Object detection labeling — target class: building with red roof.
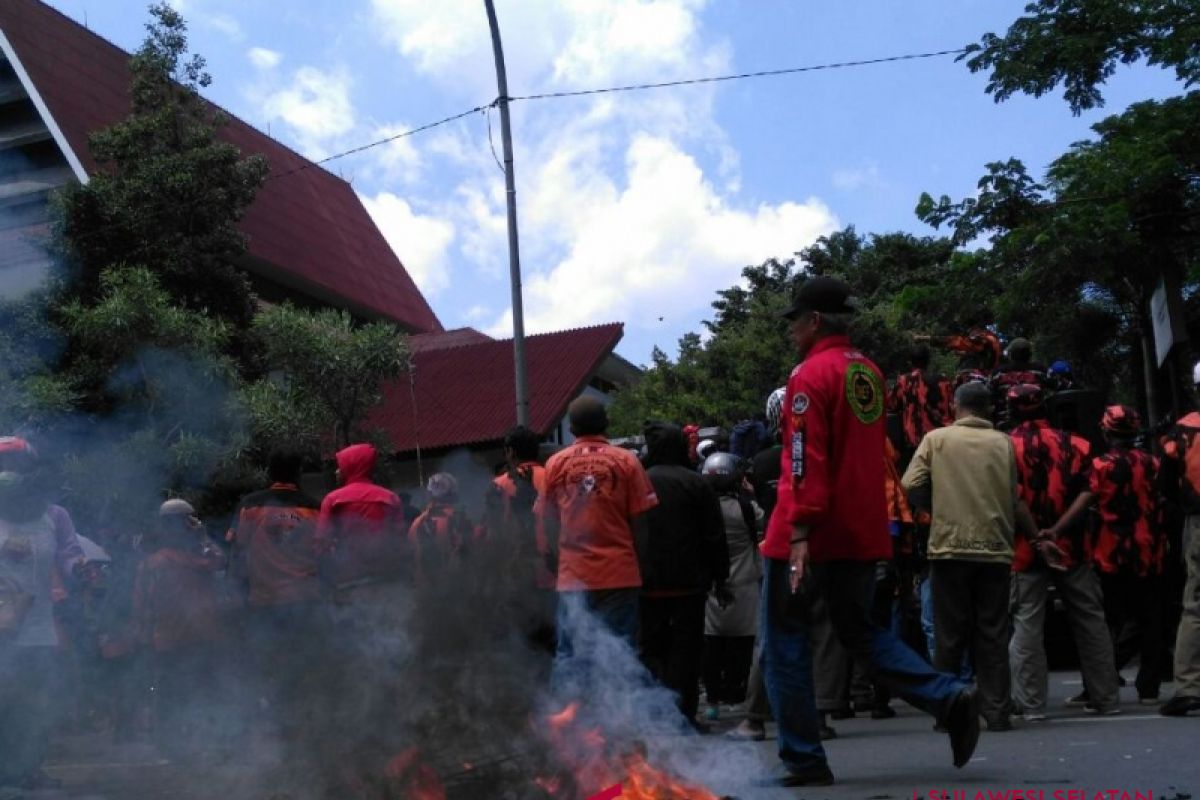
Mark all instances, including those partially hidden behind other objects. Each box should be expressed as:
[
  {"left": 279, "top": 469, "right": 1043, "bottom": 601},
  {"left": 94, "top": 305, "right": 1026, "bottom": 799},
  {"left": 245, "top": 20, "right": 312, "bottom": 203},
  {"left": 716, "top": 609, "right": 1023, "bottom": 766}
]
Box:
[{"left": 0, "top": 0, "right": 639, "bottom": 483}]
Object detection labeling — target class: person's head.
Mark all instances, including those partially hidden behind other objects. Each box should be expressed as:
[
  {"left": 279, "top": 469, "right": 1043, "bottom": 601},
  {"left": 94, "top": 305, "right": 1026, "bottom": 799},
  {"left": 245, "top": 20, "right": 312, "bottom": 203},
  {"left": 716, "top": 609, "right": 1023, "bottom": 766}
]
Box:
[
  {"left": 1100, "top": 405, "right": 1140, "bottom": 445},
  {"left": 267, "top": 448, "right": 303, "bottom": 485},
  {"left": 1006, "top": 338, "right": 1033, "bottom": 366},
  {"left": 0, "top": 436, "right": 50, "bottom": 523},
  {"left": 642, "top": 421, "right": 690, "bottom": 468},
  {"left": 158, "top": 498, "right": 202, "bottom": 539},
  {"left": 764, "top": 387, "right": 786, "bottom": 438},
  {"left": 782, "top": 277, "right": 857, "bottom": 358},
  {"left": 701, "top": 451, "right": 744, "bottom": 494},
  {"left": 1006, "top": 384, "right": 1047, "bottom": 423},
  {"left": 910, "top": 344, "right": 932, "bottom": 370},
  {"left": 953, "top": 381, "right": 992, "bottom": 421},
  {"left": 426, "top": 472, "right": 458, "bottom": 504},
  {"left": 568, "top": 396, "right": 608, "bottom": 437},
  {"left": 503, "top": 425, "right": 542, "bottom": 466},
  {"left": 334, "top": 443, "right": 377, "bottom": 486}
]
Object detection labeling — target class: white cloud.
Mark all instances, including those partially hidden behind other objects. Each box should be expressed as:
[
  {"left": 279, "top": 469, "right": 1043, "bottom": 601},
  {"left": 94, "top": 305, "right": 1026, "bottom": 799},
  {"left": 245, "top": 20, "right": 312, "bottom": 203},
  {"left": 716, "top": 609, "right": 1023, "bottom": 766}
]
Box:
[
  {"left": 369, "top": 123, "right": 424, "bottom": 185},
  {"left": 832, "top": 163, "right": 884, "bottom": 191},
  {"left": 363, "top": 192, "right": 456, "bottom": 297},
  {"left": 247, "top": 47, "right": 282, "bottom": 70},
  {"left": 262, "top": 66, "right": 355, "bottom": 157},
  {"left": 463, "top": 304, "right": 490, "bottom": 322},
  {"left": 204, "top": 12, "right": 243, "bottom": 41},
  {"left": 485, "top": 136, "right": 838, "bottom": 336}
]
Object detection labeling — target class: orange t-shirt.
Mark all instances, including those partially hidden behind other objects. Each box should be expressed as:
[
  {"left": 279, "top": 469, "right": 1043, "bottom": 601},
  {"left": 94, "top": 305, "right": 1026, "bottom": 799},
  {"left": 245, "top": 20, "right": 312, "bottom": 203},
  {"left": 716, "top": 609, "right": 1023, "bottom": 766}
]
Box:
[{"left": 540, "top": 436, "right": 658, "bottom": 591}]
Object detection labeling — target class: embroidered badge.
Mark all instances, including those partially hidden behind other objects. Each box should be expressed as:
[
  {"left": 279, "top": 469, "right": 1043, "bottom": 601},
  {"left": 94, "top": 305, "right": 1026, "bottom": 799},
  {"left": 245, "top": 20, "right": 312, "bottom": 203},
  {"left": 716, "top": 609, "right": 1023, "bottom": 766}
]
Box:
[
  {"left": 792, "top": 392, "right": 810, "bottom": 415},
  {"left": 845, "top": 362, "right": 883, "bottom": 424},
  {"left": 791, "top": 431, "right": 805, "bottom": 478}
]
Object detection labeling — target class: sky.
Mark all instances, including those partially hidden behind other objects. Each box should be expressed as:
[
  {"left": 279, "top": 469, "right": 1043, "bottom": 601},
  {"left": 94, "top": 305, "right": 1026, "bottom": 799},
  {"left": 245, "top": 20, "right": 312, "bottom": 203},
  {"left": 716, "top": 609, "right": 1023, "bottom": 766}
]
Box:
[{"left": 41, "top": 0, "right": 1185, "bottom": 365}]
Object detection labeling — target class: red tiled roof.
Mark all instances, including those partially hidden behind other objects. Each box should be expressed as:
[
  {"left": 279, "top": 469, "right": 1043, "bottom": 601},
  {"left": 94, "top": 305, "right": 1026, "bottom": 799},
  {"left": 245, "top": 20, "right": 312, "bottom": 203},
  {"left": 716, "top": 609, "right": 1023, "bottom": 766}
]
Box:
[
  {"left": 372, "top": 323, "right": 623, "bottom": 453},
  {"left": 407, "top": 327, "right": 492, "bottom": 354},
  {"left": 0, "top": 0, "right": 442, "bottom": 333}
]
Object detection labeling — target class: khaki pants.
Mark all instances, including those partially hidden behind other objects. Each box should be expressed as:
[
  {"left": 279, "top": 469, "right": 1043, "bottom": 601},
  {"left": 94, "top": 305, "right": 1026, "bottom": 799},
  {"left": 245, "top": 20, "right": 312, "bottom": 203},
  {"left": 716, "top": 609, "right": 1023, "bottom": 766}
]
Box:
[
  {"left": 1172, "top": 515, "right": 1200, "bottom": 698},
  {"left": 1009, "top": 564, "right": 1118, "bottom": 713}
]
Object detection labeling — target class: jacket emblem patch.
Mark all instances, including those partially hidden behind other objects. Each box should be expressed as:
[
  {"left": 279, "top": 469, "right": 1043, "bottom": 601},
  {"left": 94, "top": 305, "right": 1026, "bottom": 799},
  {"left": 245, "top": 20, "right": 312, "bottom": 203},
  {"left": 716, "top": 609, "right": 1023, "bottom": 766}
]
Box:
[{"left": 845, "top": 363, "right": 883, "bottom": 424}]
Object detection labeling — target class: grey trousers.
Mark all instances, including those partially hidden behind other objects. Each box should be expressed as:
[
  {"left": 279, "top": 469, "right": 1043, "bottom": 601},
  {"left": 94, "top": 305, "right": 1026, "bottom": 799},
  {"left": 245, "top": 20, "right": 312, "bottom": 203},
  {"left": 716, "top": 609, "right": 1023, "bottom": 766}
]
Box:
[
  {"left": 1009, "top": 564, "right": 1118, "bottom": 713},
  {"left": 1172, "top": 515, "right": 1200, "bottom": 698}
]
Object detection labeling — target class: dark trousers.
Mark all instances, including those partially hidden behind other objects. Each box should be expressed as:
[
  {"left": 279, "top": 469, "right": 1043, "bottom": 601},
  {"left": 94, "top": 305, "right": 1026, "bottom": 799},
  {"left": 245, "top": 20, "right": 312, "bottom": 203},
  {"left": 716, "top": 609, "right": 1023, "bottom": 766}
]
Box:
[
  {"left": 930, "top": 559, "right": 1012, "bottom": 722},
  {"left": 762, "top": 559, "right": 964, "bottom": 772},
  {"left": 1101, "top": 573, "right": 1166, "bottom": 699},
  {"left": 703, "top": 635, "right": 755, "bottom": 705},
  {"left": 0, "top": 646, "right": 64, "bottom": 782},
  {"left": 639, "top": 594, "right": 707, "bottom": 720}
]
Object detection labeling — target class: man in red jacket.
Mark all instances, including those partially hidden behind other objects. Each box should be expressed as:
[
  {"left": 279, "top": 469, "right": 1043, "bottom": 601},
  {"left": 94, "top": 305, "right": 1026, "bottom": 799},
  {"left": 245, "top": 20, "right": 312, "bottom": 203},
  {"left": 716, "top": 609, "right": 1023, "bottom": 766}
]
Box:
[{"left": 758, "top": 277, "right": 979, "bottom": 788}]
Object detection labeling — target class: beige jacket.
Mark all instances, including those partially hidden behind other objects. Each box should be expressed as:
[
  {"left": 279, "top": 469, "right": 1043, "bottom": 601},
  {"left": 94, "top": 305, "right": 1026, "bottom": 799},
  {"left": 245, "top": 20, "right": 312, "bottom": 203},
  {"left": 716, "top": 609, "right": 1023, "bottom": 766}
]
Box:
[{"left": 901, "top": 416, "right": 1018, "bottom": 564}]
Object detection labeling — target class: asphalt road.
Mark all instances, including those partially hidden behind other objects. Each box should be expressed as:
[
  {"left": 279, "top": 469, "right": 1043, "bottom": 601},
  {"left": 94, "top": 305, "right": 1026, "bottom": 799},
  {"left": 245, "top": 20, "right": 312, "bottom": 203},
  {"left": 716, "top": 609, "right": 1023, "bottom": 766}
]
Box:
[{"left": 25, "top": 671, "right": 1200, "bottom": 800}]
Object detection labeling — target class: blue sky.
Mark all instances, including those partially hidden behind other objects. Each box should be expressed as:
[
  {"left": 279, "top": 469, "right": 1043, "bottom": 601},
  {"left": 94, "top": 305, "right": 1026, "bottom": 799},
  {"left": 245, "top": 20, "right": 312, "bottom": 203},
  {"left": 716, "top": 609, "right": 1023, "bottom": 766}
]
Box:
[{"left": 43, "top": 0, "right": 1184, "bottom": 364}]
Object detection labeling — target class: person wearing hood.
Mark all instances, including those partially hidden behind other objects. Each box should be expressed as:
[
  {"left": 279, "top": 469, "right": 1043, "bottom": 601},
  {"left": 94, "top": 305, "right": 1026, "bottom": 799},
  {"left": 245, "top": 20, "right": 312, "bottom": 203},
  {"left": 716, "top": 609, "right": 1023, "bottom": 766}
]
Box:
[
  {"left": 315, "top": 443, "right": 404, "bottom": 590},
  {"left": 0, "top": 436, "right": 86, "bottom": 792},
  {"left": 638, "top": 421, "right": 729, "bottom": 732}
]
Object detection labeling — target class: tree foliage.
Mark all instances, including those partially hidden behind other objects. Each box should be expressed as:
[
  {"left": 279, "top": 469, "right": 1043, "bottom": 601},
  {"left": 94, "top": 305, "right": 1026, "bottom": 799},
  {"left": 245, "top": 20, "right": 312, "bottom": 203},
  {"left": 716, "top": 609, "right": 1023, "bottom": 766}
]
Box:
[
  {"left": 248, "top": 306, "right": 409, "bottom": 450},
  {"left": 962, "top": 0, "right": 1200, "bottom": 114}
]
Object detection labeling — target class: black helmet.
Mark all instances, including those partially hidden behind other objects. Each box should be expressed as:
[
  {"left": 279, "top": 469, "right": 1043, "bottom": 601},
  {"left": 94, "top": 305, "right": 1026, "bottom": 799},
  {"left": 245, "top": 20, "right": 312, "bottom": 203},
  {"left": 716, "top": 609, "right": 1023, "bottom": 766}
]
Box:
[{"left": 701, "top": 452, "right": 744, "bottom": 493}]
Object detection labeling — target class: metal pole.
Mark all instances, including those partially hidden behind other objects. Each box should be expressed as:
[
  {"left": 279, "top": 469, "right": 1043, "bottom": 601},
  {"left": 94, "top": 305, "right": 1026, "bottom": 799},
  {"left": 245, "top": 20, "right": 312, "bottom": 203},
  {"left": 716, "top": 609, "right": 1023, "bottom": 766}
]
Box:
[{"left": 484, "top": 0, "right": 530, "bottom": 426}]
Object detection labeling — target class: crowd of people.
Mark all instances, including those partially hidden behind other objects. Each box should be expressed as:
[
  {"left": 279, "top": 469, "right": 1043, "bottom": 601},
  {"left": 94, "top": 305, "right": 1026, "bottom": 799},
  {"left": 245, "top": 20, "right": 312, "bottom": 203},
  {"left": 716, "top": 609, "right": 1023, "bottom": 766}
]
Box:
[{"left": 2, "top": 275, "right": 1200, "bottom": 795}]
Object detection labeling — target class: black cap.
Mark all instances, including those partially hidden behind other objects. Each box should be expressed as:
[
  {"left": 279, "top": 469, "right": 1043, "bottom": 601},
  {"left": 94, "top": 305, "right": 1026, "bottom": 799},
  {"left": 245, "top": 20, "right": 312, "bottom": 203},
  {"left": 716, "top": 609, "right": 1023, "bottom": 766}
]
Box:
[{"left": 782, "top": 276, "right": 858, "bottom": 320}]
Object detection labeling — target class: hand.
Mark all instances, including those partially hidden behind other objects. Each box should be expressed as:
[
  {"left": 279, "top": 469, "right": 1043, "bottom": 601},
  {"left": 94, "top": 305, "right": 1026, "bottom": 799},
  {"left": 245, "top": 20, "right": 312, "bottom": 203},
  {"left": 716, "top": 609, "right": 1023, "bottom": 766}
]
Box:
[
  {"left": 712, "top": 582, "right": 735, "bottom": 609},
  {"left": 788, "top": 540, "right": 809, "bottom": 594},
  {"left": 1036, "top": 538, "right": 1068, "bottom": 572}
]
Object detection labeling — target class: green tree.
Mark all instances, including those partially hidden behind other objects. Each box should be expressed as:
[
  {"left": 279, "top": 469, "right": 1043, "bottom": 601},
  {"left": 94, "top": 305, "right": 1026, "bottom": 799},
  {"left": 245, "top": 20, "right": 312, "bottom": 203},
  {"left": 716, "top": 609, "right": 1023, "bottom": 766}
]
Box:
[
  {"left": 248, "top": 306, "right": 409, "bottom": 450},
  {"left": 53, "top": 2, "right": 268, "bottom": 328},
  {"left": 962, "top": 0, "right": 1200, "bottom": 114}
]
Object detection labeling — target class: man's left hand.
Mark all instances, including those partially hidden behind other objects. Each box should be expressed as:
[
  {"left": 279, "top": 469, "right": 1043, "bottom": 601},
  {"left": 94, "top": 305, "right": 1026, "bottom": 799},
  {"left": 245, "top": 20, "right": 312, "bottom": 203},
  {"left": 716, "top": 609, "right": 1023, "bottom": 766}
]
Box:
[{"left": 788, "top": 541, "right": 809, "bottom": 594}]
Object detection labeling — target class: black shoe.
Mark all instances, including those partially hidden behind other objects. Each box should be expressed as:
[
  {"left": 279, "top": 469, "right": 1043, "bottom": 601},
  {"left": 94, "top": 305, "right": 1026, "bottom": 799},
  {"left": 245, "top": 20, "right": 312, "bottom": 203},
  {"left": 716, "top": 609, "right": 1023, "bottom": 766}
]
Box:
[
  {"left": 985, "top": 717, "right": 1013, "bottom": 732},
  {"left": 687, "top": 718, "right": 713, "bottom": 735},
  {"left": 872, "top": 705, "right": 897, "bottom": 720},
  {"left": 820, "top": 722, "right": 837, "bottom": 740},
  {"left": 944, "top": 686, "right": 982, "bottom": 768},
  {"left": 1065, "top": 690, "right": 1090, "bottom": 708},
  {"left": 755, "top": 764, "right": 835, "bottom": 788},
  {"left": 828, "top": 707, "right": 855, "bottom": 720},
  {"left": 1160, "top": 695, "right": 1200, "bottom": 717}
]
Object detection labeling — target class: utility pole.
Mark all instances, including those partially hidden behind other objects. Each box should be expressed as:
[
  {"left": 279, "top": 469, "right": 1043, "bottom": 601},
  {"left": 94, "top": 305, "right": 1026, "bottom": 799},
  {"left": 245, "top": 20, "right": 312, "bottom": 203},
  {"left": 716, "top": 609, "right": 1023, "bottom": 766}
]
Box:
[{"left": 484, "top": 0, "right": 530, "bottom": 426}]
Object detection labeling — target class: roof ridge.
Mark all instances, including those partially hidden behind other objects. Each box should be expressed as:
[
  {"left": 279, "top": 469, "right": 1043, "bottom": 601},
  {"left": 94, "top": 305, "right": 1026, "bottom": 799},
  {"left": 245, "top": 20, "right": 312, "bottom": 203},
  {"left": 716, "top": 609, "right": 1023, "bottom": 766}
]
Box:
[{"left": 23, "top": 0, "right": 349, "bottom": 186}]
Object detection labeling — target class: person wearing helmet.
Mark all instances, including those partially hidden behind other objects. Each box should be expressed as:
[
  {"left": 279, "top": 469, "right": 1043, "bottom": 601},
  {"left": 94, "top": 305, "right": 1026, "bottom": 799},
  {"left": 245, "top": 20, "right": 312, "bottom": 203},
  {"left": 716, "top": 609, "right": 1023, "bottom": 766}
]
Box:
[
  {"left": 1159, "top": 364, "right": 1200, "bottom": 716},
  {"left": 408, "top": 472, "right": 475, "bottom": 586},
  {"left": 638, "top": 422, "right": 729, "bottom": 733},
  {"left": 1044, "top": 405, "right": 1166, "bottom": 710},
  {"left": 700, "top": 452, "right": 761, "bottom": 724},
  {"left": 1048, "top": 360, "right": 1076, "bottom": 391},
  {"left": 1005, "top": 386, "right": 1119, "bottom": 722},
  {"left": 0, "top": 437, "right": 87, "bottom": 791},
  {"left": 133, "top": 499, "right": 227, "bottom": 759},
  {"left": 695, "top": 439, "right": 717, "bottom": 465}
]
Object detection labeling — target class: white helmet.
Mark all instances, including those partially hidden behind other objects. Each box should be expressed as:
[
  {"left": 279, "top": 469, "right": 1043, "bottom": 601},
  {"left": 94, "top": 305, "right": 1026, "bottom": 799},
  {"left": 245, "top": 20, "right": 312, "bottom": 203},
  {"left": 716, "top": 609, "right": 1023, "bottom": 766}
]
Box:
[
  {"left": 1192, "top": 360, "right": 1200, "bottom": 387},
  {"left": 765, "top": 387, "right": 786, "bottom": 435},
  {"left": 696, "top": 439, "right": 716, "bottom": 462}
]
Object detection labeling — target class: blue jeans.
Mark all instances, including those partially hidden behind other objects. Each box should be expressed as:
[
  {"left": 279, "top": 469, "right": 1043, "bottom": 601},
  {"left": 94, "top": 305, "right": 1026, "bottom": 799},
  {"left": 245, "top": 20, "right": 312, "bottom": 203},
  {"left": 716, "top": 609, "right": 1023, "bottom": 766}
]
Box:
[{"left": 762, "top": 559, "right": 966, "bottom": 773}]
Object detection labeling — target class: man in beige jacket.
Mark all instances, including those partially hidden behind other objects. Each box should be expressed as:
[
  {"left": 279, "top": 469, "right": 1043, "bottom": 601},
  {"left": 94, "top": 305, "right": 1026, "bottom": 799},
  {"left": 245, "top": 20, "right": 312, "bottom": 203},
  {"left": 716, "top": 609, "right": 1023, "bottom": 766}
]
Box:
[{"left": 902, "top": 381, "right": 1039, "bottom": 731}]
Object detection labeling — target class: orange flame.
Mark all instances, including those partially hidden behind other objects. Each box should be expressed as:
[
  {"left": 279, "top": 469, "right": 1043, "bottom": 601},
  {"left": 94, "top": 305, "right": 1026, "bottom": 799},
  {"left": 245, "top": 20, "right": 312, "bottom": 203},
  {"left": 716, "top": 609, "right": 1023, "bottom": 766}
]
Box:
[
  {"left": 536, "top": 704, "right": 721, "bottom": 800},
  {"left": 383, "top": 746, "right": 447, "bottom": 800}
]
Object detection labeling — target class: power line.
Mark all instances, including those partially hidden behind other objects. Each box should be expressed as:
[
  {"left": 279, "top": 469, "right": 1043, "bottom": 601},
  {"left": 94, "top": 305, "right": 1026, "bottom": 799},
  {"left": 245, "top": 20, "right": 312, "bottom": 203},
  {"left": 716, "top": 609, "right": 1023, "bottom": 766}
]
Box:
[
  {"left": 267, "top": 103, "right": 495, "bottom": 181},
  {"left": 508, "top": 48, "right": 968, "bottom": 101},
  {"left": 265, "top": 47, "right": 968, "bottom": 182}
]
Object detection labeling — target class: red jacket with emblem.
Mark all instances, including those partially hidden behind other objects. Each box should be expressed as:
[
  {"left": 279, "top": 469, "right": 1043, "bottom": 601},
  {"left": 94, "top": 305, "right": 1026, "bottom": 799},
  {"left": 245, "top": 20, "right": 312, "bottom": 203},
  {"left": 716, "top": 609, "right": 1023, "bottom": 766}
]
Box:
[{"left": 762, "top": 335, "right": 891, "bottom": 563}]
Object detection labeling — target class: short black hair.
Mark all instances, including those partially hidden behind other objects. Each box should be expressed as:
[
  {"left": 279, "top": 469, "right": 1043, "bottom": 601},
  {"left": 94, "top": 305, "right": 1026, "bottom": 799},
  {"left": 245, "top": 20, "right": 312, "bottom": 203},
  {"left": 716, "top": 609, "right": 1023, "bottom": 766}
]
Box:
[
  {"left": 954, "top": 382, "right": 992, "bottom": 418},
  {"left": 504, "top": 425, "right": 542, "bottom": 462},
  {"left": 568, "top": 396, "right": 608, "bottom": 437},
  {"left": 910, "top": 344, "right": 931, "bottom": 370},
  {"left": 267, "top": 449, "right": 303, "bottom": 484}
]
